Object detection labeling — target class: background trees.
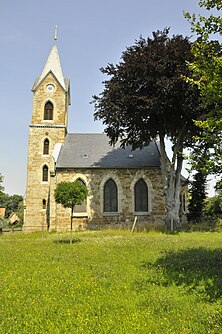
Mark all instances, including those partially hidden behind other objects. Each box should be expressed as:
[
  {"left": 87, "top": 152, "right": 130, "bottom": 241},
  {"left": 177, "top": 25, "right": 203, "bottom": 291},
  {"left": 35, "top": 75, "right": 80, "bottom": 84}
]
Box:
[
  {"left": 184, "top": 0, "right": 221, "bottom": 224},
  {"left": 0, "top": 173, "right": 23, "bottom": 226},
  {"left": 187, "top": 171, "right": 207, "bottom": 222},
  {"left": 0, "top": 173, "right": 4, "bottom": 194},
  {"left": 0, "top": 193, "right": 23, "bottom": 219},
  {"left": 93, "top": 29, "right": 206, "bottom": 229},
  {"left": 203, "top": 179, "right": 222, "bottom": 227},
  {"left": 55, "top": 180, "right": 88, "bottom": 243},
  {"left": 184, "top": 0, "right": 222, "bottom": 109},
  {"left": 184, "top": 0, "right": 222, "bottom": 175}
]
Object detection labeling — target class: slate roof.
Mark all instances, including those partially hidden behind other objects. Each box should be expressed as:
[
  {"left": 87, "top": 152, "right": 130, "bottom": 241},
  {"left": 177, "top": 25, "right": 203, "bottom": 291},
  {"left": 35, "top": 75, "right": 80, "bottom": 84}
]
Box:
[{"left": 56, "top": 133, "right": 161, "bottom": 169}]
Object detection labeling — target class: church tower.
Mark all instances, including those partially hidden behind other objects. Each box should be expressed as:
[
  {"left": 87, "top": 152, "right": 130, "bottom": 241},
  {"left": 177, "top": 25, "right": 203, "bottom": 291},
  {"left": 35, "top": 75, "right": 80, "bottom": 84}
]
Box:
[{"left": 24, "top": 42, "right": 70, "bottom": 231}]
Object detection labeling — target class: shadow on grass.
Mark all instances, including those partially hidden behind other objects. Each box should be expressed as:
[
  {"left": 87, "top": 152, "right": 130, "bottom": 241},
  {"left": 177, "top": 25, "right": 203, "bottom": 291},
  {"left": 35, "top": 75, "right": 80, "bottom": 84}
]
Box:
[
  {"left": 53, "top": 238, "right": 81, "bottom": 244},
  {"left": 140, "top": 247, "right": 222, "bottom": 302}
]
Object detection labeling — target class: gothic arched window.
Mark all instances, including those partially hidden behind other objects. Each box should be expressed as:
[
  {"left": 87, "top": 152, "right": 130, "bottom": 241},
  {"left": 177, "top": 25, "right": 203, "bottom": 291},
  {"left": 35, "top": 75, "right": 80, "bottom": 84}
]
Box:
[
  {"left": 42, "top": 165, "right": 48, "bottom": 182},
  {"left": 104, "top": 179, "right": 118, "bottom": 212},
  {"left": 134, "top": 179, "right": 148, "bottom": 212},
  {"left": 44, "top": 101, "right": 53, "bottom": 120},
  {"left": 75, "top": 179, "right": 87, "bottom": 213},
  {"left": 43, "top": 139, "right": 49, "bottom": 155}
]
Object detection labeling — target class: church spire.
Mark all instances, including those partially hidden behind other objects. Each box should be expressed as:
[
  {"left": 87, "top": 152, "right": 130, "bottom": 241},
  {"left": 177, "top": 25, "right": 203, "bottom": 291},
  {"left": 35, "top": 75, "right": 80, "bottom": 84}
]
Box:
[{"left": 32, "top": 36, "right": 66, "bottom": 91}]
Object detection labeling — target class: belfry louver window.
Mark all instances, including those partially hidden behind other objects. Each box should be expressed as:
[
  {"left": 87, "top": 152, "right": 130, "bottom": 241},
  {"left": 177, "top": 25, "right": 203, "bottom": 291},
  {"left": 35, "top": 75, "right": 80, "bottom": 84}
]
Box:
[{"left": 44, "top": 102, "right": 53, "bottom": 120}]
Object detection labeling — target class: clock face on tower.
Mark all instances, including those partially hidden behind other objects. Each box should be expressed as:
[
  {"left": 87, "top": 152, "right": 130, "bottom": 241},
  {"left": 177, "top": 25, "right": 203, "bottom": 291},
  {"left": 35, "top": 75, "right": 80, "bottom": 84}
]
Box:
[{"left": 46, "top": 84, "right": 55, "bottom": 92}]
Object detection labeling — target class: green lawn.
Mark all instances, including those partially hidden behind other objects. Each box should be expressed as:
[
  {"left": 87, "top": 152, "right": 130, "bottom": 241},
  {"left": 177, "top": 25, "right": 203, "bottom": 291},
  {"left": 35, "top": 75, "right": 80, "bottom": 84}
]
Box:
[{"left": 1, "top": 230, "right": 222, "bottom": 333}]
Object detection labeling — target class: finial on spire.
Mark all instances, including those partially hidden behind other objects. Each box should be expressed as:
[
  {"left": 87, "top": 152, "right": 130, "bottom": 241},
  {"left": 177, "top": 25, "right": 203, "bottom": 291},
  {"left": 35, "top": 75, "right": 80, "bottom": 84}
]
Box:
[{"left": 54, "top": 25, "right": 58, "bottom": 43}]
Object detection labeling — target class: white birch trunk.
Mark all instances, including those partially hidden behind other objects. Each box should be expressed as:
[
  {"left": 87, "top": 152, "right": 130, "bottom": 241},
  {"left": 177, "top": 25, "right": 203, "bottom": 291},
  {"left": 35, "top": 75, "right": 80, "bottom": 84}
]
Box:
[{"left": 159, "top": 135, "right": 184, "bottom": 230}]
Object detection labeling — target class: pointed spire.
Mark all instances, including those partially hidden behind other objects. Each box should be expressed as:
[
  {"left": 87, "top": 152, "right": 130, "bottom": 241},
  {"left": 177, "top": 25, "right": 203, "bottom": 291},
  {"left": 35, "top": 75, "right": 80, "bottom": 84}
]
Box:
[{"left": 33, "top": 42, "right": 66, "bottom": 91}]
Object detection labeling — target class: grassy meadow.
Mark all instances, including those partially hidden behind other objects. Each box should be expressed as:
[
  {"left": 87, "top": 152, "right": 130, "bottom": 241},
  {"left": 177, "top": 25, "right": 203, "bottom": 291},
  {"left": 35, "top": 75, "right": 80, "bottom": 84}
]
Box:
[{"left": 1, "top": 230, "right": 222, "bottom": 333}]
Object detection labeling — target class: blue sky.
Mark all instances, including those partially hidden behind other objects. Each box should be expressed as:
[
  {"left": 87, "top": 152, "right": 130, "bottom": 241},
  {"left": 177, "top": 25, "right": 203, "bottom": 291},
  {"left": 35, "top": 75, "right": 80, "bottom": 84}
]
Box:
[{"left": 0, "top": 0, "right": 216, "bottom": 196}]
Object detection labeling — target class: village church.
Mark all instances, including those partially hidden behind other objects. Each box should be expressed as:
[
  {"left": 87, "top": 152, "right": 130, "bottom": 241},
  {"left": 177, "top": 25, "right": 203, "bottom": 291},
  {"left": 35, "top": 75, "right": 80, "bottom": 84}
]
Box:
[{"left": 23, "top": 43, "right": 187, "bottom": 232}]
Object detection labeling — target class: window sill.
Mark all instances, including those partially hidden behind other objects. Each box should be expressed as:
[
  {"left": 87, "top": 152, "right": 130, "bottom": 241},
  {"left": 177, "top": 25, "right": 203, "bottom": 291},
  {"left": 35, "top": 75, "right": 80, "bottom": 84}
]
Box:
[
  {"left": 103, "top": 212, "right": 119, "bottom": 217},
  {"left": 72, "top": 213, "right": 88, "bottom": 218},
  {"left": 134, "top": 212, "right": 151, "bottom": 216}
]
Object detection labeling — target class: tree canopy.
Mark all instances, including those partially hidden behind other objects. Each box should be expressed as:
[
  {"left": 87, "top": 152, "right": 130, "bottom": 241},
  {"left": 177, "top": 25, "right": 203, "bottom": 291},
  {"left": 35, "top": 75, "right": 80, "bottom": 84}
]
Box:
[
  {"left": 0, "top": 173, "right": 4, "bottom": 194},
  {"left": 94, "top": 29, "right": 204, "bottom": 150},
  {"left": 184, "top": 0, "right": 222, "bottom": 175},
  {"left": 93, "top": 29, "right": 207, "bottom": 229},
  {"left": 54, "top": 180, "right": 88, "bottom": 242},
  {"left": 184, "top": 0, "right": 221, "bottom": 106},
  {"left": 55, "top": 181, "right": 88, "bottom": 211}
]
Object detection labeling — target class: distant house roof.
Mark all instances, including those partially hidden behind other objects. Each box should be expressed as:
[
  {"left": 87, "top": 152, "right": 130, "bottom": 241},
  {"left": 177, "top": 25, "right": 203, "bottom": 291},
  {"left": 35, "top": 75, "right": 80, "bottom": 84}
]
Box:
[
  {"left": 56, "top": 133, "right": 161, "bottom": 169},
  {"left": 9, "top": 213, "right": 20, "bottom": 225},
  {"left": 0, "top": 208, "right": 6, "bottom": 217}
]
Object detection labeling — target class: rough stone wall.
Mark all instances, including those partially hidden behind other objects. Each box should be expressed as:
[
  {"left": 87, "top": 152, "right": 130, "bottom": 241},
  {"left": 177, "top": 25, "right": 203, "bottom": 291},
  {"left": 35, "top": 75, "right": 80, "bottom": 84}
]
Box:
[
  {"left": 31, "top": 73, "right": 68, "bottom": 126},
  {"left": 49, "top": 167, "right": 166, "bottom": 231},
  {"left": 24, "top": 74, "right": 68, "bottom": 231}
]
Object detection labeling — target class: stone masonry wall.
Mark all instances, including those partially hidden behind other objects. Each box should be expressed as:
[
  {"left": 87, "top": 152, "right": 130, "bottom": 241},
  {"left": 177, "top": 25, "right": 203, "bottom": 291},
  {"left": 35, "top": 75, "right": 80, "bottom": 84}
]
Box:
[
  {"left": 49, "top": 167, "right": 166, "bottom": 232},
  {"left": 31, "top": 73, "right": 68, "bottom": 126},
  {"left": 24, "top": 74, "right": 68, "bottom": 231}
]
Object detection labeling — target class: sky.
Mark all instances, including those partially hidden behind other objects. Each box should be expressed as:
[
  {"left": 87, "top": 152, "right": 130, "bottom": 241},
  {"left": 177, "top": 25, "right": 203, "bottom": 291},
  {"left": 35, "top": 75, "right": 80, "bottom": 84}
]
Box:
[{"left": 0, "top": 0, "right": 218, "bottom": 197}]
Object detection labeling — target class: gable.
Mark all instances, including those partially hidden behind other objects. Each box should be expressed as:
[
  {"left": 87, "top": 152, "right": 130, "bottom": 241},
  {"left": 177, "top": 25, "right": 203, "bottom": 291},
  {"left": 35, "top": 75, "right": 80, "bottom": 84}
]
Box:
[{"left": 32, "top": 71, "right": 70, "bottom": 94}]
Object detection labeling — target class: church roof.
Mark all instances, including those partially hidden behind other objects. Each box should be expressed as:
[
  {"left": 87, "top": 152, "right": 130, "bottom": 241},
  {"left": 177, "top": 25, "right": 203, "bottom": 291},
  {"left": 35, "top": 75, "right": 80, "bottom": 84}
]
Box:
[
  {"left": 56, "top": 133, "right": 161, "bottom": 169},
  {"left": 32, "top": 44, "right": 68, "bottom": 91}
]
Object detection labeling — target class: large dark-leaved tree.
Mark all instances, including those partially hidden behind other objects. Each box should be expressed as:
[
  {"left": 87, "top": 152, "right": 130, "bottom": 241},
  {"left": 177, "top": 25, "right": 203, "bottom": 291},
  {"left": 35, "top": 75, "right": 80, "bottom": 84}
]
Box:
[{"left": 93, "top": 29, "right": 207, "bottom": 229}]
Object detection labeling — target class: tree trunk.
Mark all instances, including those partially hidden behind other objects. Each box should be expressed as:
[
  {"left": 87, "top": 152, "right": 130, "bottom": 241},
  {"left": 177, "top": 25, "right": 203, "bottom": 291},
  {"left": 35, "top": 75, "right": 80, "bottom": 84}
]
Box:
[
  {"left": 159, "top": 135, "right": 184, "bottom": 231},
  {"left": 70, "top": 207, "right": 74, "bottom": 244},
  {"left": 164, "top": 169, "right": 181, "bottom": 231}
]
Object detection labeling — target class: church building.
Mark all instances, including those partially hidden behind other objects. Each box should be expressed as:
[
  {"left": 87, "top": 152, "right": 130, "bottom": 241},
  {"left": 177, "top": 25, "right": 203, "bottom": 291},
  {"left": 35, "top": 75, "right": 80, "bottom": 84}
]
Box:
[{"left": 24, "top": 43, "right": 185, "bottom": 232}]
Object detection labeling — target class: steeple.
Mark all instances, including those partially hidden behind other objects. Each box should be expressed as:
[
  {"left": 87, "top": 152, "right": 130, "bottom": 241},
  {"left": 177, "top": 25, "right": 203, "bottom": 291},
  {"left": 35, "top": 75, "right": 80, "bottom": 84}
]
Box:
[
  {"left": 32, "top": 44, "right": 67, "bottom": 92},
  {"left": 24, "top": 36, "right": 70, "bottom": 232}
]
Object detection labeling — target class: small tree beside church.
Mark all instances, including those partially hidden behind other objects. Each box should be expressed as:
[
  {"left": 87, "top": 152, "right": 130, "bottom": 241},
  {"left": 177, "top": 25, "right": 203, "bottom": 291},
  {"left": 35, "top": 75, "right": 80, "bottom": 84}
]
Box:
[{"left": 54, "top": 181, "right": 88, "bottom": 243}]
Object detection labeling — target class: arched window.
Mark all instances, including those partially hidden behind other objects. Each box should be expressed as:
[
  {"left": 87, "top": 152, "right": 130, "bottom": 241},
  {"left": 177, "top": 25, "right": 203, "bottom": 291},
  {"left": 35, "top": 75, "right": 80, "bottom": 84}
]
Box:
[
  {"left": 42, "top": 165, "right": 48, "bottom": 182},
  {"left": 44, "top": 101, "right": 53, "bottom": 120},
  {"left": 43, "top": 139, "right": 49, "bottom": 155},
  {"left": 104, "top": 179, "right": 118, "bottom": 212},
  {"left": 75, "top": 179, "right": 87, "bottom": 213},
  {"left": 134, "top": 179, "right": 148, "bottom": 212}
]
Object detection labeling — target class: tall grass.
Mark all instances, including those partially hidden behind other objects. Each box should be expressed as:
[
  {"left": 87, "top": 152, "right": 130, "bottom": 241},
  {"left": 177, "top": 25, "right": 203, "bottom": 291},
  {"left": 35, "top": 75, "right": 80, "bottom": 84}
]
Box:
[{"left": 0, "top": 230, "right": 222, "bottom": 333}]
